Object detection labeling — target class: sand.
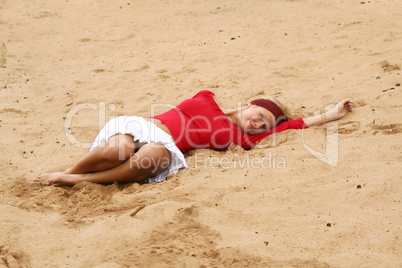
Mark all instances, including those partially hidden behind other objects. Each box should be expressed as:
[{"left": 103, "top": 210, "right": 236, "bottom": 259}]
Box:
[{"left": 0, "top": 0, "right": 401, "bottom": 267}]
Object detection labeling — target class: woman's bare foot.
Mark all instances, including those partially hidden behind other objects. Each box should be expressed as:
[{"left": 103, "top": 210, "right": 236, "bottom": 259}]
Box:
[{"left": 30, "top": 172, "right": 83, "bottom": 186}]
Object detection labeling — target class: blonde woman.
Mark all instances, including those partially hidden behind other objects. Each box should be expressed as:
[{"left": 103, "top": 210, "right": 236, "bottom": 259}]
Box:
[{"left": 32, "top": 90, "right": 353, "bottom": 186}]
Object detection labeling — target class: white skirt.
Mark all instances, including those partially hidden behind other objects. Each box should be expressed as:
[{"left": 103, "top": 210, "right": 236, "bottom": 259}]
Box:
[{"left": 90, "top": 116, "right": 188, "bottom": 183}]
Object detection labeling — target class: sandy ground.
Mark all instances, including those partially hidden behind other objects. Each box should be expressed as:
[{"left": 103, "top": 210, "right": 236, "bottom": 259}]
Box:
[{"left": 0, "top": 0, "right": 401, "bottom": 267}]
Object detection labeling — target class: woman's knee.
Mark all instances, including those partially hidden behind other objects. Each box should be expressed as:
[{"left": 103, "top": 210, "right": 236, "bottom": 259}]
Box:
[
  {"left": 98, "top": 134, "right": 136, "bottom": 162},
  {"left": 131, "top": 143, "right": 171, "bottom": 176}
]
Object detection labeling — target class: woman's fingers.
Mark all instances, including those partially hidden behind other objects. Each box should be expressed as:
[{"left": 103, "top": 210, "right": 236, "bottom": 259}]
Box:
[
  {"left": 342, "top": 99, "right": 353, "bottom": 112},
  {"left": 348, "top": 100, "right": 353, "bottom": 111}
]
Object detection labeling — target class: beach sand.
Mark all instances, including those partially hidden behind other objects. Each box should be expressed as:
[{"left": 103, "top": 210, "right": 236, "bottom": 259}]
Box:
[{"left": 0, "top": 0, "right": 401, "bottom": 267}]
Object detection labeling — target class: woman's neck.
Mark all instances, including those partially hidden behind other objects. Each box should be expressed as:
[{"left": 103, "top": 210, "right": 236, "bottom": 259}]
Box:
[{"left": 220, "top": 106, "right": 246, "bottom": 126}]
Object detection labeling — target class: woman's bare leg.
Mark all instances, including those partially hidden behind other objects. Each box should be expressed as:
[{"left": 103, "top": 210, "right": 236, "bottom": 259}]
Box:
[
  {"left": 32, "top": 143, "right": 171, "bottom": 186},
  {"left": 65, "top": 134, "right": 137, "bottom": 174}
]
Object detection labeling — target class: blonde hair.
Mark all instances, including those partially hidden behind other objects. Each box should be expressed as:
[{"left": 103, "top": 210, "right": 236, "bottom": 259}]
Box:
[{"left": 251, "top": 95, "right": 297, "bottom": 121}]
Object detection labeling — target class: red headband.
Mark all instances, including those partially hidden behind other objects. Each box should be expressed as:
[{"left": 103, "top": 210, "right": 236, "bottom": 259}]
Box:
[{"left": 250, "top": 99, "right": 287, "bottom": 124}]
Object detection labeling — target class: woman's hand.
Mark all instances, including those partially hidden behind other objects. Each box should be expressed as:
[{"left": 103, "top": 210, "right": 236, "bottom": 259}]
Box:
[
  {"left": 334, "top": 98, "right": 353, "bottom": 120},
  {"left": 303, "top": 99, "right": 353, "bottom": 127}
]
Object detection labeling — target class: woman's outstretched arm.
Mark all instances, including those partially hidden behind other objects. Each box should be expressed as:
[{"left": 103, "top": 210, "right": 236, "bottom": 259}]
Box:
[{"left": 303, "top": 99, "right": 353, "bottom": 127}]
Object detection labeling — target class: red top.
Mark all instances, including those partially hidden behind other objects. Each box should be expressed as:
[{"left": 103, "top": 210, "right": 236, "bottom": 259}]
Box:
[{"left": 154, "top": 90, "right": 308, "bottom": 153}]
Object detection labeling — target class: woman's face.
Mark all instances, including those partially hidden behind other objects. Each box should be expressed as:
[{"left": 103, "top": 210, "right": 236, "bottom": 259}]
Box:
[{"left": 240, "top": 104, "right": 276, "bottom": 134}]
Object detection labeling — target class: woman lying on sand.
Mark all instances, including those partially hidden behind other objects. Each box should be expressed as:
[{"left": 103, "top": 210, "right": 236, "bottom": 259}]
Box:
[{"left": 32, "top": 90, "right": 353, "bottom": 186}]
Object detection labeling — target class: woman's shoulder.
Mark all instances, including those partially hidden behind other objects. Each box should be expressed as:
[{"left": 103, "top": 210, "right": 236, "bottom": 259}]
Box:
[{"left": 193, "top": 90, "right": 215, "bottom": 98}]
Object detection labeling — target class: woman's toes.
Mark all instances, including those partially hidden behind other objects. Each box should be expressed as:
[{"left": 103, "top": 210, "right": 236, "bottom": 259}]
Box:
[{"left": 30, "top": 174, "right": 52, "bottom": 185}]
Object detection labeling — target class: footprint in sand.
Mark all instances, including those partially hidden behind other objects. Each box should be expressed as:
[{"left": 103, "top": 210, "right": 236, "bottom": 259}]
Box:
[
  {"left": 370, "top": 123, "right": 402, "bottom": 135},
  {"left": 0, "top": 108, "right": 29, "bottom": 115},
  {"left": 1, "top": 43, "right": 6, "bottom": 68},
  {"left": 0, "top": 246, "right": 30, "bottom": 267},
  {"left": 338, "top": 121, "right": 361, "bottom": 134},
  {"left": 380, "top": 60, "right": 401, "bottom": 72}
]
